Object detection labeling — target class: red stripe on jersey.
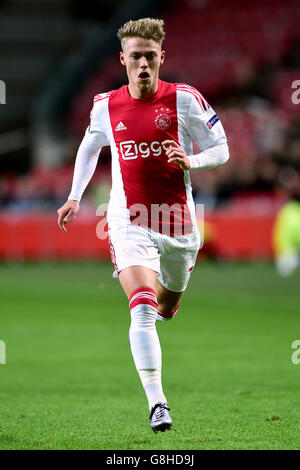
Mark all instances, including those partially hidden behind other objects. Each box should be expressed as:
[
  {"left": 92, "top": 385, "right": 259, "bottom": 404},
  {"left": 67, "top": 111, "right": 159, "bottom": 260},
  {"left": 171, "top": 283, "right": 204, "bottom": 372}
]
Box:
[
  {"left": 176, "top": 84, "right": 210, "bottom": 112},
  {"left": 177, "top": 85, "right": 204, "bottom": 112},
  {"left": 177, "top": 85, "right": 208, "bottom": 112},
  {"left": 91, "top": 93, "right": 110, "bottom": 118},
  {"left": 177, "top": 84, "right": 209, "bottom": 109},
  {"left": 94, "top": 95, "right": 110, "bottom": 103},
  {"left": 94, "top": 92, "right": 110, "bottom": 99}
]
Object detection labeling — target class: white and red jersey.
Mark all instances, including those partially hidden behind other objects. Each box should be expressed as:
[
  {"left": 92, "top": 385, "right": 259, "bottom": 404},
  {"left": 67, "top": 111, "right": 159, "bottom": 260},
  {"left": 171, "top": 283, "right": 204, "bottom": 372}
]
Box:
[{"left": 68, "top": 79, "right": 227, "bottom": 235}]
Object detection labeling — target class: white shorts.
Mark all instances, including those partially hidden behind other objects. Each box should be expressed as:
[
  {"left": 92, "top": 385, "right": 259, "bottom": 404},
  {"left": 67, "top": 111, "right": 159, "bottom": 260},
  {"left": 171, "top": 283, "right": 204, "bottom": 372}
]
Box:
[{"left": 108, "top": 223, "right": 201, "bottom": 292}]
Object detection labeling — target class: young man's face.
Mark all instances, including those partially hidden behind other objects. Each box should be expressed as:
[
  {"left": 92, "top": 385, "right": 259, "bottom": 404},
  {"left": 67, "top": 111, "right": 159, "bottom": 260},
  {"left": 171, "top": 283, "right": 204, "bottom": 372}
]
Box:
[{"left": 120, "top": 37, "right": 165, "bottom": 95}]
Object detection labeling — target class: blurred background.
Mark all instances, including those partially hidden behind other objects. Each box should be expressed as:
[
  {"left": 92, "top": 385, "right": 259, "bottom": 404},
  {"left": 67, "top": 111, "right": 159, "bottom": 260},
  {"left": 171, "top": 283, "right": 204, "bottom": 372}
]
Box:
[{"left": 0, "top": 0, "right": 300, "bottom": 266}]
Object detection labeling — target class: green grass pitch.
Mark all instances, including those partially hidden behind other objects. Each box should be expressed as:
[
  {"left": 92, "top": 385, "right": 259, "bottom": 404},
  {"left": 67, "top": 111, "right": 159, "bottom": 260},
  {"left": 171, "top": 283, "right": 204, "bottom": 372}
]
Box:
[{"left": 0, "top": 261, "right": 300, "bottom": 450}]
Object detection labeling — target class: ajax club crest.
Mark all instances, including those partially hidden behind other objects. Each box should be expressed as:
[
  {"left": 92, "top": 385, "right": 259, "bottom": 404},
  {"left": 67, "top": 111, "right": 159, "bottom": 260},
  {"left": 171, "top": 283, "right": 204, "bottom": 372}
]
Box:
[{"left": 154, "top": 107, "right": 171, "bottom": 130}]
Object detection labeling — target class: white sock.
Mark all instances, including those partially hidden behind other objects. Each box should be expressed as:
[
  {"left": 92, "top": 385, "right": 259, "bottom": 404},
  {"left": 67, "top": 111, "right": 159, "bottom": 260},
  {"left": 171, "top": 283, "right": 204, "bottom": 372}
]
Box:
[
  {"left": 129, "top": 288, "right": 167, "bottom": 409},
  {"left": 129, "top": 303, "right": 161, "bottom": 369},
  {"left": 139, "top": 369, "right": 167, "bottom": 410}
]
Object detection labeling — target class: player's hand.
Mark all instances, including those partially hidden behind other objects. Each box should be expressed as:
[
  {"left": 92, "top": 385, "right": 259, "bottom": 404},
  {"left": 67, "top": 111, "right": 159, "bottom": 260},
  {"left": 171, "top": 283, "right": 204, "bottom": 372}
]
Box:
[
  {"left": 57, "top": 200, "right": 80, "bottom": 232},
  {"left": 162, "top": 140, "right": 190, "bottom": 170}
]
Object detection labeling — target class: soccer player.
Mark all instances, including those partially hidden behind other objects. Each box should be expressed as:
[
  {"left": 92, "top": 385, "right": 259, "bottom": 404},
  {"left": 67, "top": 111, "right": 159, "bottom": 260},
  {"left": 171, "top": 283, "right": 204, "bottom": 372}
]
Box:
[{"left": 57, "top": 18, "right": 229, "bottom": 432}]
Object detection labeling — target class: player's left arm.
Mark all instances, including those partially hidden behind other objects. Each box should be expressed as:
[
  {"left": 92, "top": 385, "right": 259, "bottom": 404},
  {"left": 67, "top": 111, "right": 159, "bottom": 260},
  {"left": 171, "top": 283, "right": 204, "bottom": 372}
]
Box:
[
  {"left": 162, "top": 139, "right": 191, "bottom": 170},
  {"left": 163, "top": 90, "right": 229, "bottom": 171},
  {"left": 163, "top": 140, "right": 229, "bottom": 171}
]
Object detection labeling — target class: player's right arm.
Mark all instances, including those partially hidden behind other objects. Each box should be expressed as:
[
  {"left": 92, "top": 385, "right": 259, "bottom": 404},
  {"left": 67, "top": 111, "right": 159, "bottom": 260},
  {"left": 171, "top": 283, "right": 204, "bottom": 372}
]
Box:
[
  {"left": 57, "top": 199, "right": 80, "bottom": 232},
  {"left": 57, "top": 95, "right": 110, "bottom": 232}
]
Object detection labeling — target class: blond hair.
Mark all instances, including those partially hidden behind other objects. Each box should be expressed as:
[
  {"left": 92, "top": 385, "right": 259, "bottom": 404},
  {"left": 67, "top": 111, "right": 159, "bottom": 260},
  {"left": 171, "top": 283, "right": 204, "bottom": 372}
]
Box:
[{"left": 117, "top": 18, "right": 165, "bottom": 50}]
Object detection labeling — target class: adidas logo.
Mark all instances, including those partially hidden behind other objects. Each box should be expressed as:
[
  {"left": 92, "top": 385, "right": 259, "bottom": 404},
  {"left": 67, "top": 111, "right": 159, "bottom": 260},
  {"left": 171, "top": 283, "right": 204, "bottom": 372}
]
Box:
[{"left": 115, "top": 121, "right": 127, "bottom": 131}]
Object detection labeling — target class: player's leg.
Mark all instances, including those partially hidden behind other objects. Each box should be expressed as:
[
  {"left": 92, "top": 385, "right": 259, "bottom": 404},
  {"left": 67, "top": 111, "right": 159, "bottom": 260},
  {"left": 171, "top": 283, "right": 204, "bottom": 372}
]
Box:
[
  {"left": 155, "top": 230, "right": 201, "bottom": 322},
  {"left": 118, "top": 265, "right": 157, "bottom": 296},
  {"left": 118, "top": 265, "right": 172, "bottom": 432},
  {"left": 118, "top": 264, "right": 183, "bottom": 310}
]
